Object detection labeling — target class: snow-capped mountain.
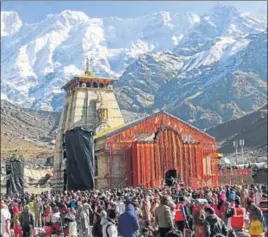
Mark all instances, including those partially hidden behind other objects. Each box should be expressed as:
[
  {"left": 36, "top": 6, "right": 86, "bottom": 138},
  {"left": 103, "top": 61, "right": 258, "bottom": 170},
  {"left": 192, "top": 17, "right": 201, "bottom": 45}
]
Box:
[
  {"left": 174, "top": 4, "right": 265, "bottom": 56},
  {"left": 1, "top": 9, "right": 200, "bottom": 111},
  {"left": 117, "top": 30, "right": 267, "bottom": 128},
  {"left": 116, "top": 4, "right": 267, "bottom": 128},
  {"left": 1, "top": 11, "right": 22, "bottom": 37},
  {"left": 1, "top": 4, "right": 267, "bottom": 128}
]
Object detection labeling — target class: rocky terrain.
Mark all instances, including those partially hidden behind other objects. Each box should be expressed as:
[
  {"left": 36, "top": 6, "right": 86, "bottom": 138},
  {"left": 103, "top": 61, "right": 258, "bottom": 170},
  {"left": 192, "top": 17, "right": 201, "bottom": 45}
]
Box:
[
  {"left": 1, "top": 100, "right": 60, "bottom": 159},
  {"left": 2, "top": 98, "right": 266, "bottom": 160},
  {"left": 0, "top": 100, "right": 148, "bottom": 159},
  {"left": 207, "top": 104, "right": 267, "bottom": 156},
  {"left": 117, "top": 29, "right": 267, "bottom": 129}
]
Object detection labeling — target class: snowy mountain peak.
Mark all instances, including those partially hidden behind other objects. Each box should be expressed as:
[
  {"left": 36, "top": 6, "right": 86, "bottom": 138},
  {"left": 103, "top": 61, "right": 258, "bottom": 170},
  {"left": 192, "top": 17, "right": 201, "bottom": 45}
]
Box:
[
  {"left": 247, "top": 7, "right": 268, "bottom": 23},
  {"left": 150, "top": 11, "right": 172, "bottom": 23},
  {"left": 209, "top": 3, "right": 240, "bottom": 17},
  {"left": 46, "top": 10, "right": 89, "bottom": 25},
  {"left": 184, "top": 12, "right": 201, "bottom": 24},
  {"left": 1, "top": 11, "right": 23, "bottom": 37},
  {"left": 1, "top": 6, "right": 267, "bottom": 115}
]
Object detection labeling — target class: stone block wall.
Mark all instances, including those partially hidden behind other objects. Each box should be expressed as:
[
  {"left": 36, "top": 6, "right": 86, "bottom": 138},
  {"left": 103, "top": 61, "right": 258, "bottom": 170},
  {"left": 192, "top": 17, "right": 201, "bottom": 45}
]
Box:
[{"left": 53, "top": 85, "right": 125, "bottom": 191}]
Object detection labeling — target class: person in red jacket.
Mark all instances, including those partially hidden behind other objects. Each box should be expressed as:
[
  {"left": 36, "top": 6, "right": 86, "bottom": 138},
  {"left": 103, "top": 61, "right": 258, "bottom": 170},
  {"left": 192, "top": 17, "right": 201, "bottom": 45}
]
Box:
[
  {"left": 226, "top": 198, "right": 247, "bottom": 234},
  {"left": 13, "top": 203, "right": 23, "bottom": 237},
  {"left": 174, "top": 197, "right": 187, "bottom": 233},
  {"left": 259, "top": 194, "right": 268, "bottom": 232}
]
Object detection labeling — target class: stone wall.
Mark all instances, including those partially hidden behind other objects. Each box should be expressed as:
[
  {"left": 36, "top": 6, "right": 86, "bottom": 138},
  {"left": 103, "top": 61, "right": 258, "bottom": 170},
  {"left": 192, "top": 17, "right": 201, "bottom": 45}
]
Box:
[
  {"left": 95, "top": 150, "right": 109, "bottom": 189},
  {"left": 53, "top": 83, "right": 125, "bottom": 191}
]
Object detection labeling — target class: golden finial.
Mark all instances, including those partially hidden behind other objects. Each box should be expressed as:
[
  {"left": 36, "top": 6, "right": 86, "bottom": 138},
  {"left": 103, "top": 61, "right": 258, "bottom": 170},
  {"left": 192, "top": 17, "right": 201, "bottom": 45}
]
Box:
[{"left": 85, "top": 57, "right": 92, "bottom": 76}]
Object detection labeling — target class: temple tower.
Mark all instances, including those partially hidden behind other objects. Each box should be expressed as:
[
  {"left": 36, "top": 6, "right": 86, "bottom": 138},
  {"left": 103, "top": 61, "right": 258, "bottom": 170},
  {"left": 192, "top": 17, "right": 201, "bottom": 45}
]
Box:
[{"left": 53, "top": 59, "right": 124, "bottom": 191}]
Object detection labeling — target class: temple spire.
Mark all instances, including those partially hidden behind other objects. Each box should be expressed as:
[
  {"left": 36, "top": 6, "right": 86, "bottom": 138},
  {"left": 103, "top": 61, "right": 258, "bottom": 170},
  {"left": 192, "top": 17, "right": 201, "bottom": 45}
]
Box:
[{"left": 85, "top": 57, "right": 92, "bottom": 76}]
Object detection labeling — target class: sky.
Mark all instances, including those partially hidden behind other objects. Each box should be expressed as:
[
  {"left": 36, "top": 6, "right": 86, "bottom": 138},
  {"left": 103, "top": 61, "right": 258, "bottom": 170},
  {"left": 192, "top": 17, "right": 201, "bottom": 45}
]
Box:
[{"left": 1, "top": 1, "right": 267, "bottom": 23}]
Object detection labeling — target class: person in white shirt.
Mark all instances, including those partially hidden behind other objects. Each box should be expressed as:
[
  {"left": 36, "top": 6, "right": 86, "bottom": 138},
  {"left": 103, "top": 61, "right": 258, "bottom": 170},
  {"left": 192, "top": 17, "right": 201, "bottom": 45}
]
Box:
[
  {"left": 101, "top": 209, "right": 118, "bottom": 237},
  {"left": 1, "top": 201, "right": 11, "bottom": 237},
  {"left": 255, "top": 187, "right": 262, "bottom": 206},
  {"left": 117, "top": 198, "right": 126, "bottom": 215}
]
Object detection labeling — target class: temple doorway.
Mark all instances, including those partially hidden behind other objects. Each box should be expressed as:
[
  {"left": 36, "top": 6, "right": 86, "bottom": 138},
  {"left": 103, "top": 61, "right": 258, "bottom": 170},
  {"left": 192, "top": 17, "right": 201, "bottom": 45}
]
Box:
[{"left": 165, "top": 169, "right": 177, "bottom": 187}]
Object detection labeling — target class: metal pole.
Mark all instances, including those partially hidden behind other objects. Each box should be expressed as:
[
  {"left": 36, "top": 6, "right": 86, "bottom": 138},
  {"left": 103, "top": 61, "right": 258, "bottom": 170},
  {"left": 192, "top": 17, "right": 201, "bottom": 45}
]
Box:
[
  {"left": 233, "top": 141, "right": 238, "bottom": 164},
  {"left": 239, "top": 139, "right": 245, "bottom": 166},
  {"left": 235, "top": 146, "right": 238, "bottom": 164},
  {"left": 242, "top": 145, "right": 244, "bottom": 165}
]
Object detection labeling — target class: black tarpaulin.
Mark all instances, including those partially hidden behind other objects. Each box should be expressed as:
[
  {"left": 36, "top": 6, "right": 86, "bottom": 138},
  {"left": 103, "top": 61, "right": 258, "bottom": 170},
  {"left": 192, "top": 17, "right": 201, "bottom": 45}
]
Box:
[
  {"left": 65, "top": 127, "right": 95, "bottom": 190},
  {"left": 6, "top": 158, "right": 24, "bottom": 198}
]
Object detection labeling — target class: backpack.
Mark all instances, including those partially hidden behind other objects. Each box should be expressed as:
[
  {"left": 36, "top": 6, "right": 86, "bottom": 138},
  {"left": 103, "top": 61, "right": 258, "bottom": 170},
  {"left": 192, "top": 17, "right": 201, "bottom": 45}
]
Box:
[
  {"left": 106, "top": 223, "right": 112, "bottom": 237},
  {"left": 229, "top": 191, "right": 236, "bottom": 202},
  {"left": 92, "top": 223, "right": 102, "bottom": 237}
]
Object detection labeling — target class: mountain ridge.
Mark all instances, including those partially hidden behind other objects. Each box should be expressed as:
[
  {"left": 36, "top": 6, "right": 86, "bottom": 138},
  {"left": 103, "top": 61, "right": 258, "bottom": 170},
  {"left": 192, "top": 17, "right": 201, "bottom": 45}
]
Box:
[
  {"left": 117, "top": 30, "right": 267, "bottom": 128},
  {"left": 1, "top": 99, "right": 266, "bottom": 158},
  {"left": 1, "top": 4, "right": 267, "bottom": 129},
  {"left": 207, "top": 104, "right": 267, "bottom": 155}
]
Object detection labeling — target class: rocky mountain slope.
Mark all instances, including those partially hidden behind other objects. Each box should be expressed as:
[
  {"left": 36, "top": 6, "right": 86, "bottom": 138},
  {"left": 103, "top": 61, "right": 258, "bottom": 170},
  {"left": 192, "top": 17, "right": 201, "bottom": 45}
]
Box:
[
  {"left": 1, "top": 99, "right": 266, "bottom": 158},
  {"left": 207, "top": 104, "right": 267, "bottom": 155},
  {"left": 1, "top": 100, "right": 60, "bottom": 159},
  {"left": 118, "top": 30, "right": 267, "bottom": 128},
  {"left": 0, "top": 100, "right": 147, "bottom": 158},
  {"left": 1, "top": 4, "right": 267, "bottom": 129}
]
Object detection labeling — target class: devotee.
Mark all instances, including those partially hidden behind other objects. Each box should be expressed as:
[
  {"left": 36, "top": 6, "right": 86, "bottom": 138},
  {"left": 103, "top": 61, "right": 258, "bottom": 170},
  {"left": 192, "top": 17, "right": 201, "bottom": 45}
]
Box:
[
  {"left": 193, "top": 199, "right": 206, "bottom": 237},
  {"left": 101, "top": 209, "right": 118, "bottom": 237},
  {"left": 174, "top": 196, "right": 187, "bottom": 233},
  {"left": 248, "top": 215, "right": 264, "bottom": 237},
  {"left": 19, "top": 205, "right": 34, "bottom": 237},
  {"left": 2, "top": 181, "right": 268, "bottom": 237},
  {"left": 226, "top": 197, "right": 247, "bottom": 234},
  {"left": 204, "top": 206, "right": 228, "bottom": 237},
  {"left": 118, "top": 203, "right": 140, "bottom": 237},
  {"left": 155, "top": 195, "right": 175, "bottom": 237},
  {"left": 259, "top": 194, "right": 268, "bottom": 231},
  {"left": 1, "top": 201, "right": 11, "bottom": 237},
  {"left": 247, "top": 200, "right": 265, "bottom": 229}
]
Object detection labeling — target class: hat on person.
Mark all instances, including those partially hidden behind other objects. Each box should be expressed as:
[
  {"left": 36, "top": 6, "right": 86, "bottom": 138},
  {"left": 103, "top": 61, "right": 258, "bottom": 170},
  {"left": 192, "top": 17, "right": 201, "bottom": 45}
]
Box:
[
  {"left": 205, "top": 206, "right": 215, "bottom": 214},
  {"left": 179, "top": 196, "right": 185, "bottom": 202},
  {"left": 100, "top": 210, "right": 107, "bottom": 217},
  {"left": 160, "top": 195, "right": 169, "bottom": 204}
]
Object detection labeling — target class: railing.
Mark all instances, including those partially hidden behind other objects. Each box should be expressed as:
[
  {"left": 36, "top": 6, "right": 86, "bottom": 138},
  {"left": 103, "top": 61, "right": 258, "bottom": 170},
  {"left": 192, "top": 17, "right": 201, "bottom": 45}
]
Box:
[
  {"left": 219, "top": 168, "right": 253, "bottom": 185},
  {"left": 219, "top": 168, "right": 253, "bottom": 176}
]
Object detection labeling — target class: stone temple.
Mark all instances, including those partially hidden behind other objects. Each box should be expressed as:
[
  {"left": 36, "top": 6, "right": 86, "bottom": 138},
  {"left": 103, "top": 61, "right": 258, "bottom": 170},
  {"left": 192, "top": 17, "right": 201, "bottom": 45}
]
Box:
[{"left": 53, "top": 59, "right": 219, "bottom": 191}]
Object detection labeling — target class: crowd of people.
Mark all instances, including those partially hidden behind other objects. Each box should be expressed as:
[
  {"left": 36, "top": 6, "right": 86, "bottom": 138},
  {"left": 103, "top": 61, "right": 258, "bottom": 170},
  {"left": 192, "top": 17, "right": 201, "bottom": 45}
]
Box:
[{"left": 1, "top": 183, "right": 267, "bottom": 237}]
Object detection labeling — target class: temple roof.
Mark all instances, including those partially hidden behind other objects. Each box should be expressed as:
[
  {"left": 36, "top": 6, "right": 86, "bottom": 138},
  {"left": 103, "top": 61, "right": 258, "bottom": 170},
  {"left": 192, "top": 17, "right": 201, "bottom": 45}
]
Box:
[
  {"left": 62, "top": 75, "right": 117, "bottom": 90},
  {"left": 62, "top": 58, "right": 117, "bottom": 90},
  {"left": 94, "top": 120, "right": 134, "bottom": 140},
  {"left": 76, "top": 75, "right": 117, "bottom": 80},
  {"left": 94, "top": 110, "right": 215, "bottom": 141},
  {"left": 79, "top": 57, "right": 117, "bottom": 81}
]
